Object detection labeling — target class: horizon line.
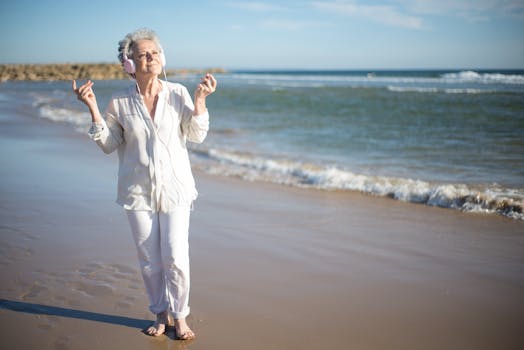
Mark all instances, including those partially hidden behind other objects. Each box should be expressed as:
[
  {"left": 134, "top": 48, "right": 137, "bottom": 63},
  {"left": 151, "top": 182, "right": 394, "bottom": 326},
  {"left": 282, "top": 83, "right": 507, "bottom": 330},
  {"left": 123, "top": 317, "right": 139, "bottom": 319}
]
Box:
[{"left": 1, "top": 62, "right": 523, "bottom": 72}]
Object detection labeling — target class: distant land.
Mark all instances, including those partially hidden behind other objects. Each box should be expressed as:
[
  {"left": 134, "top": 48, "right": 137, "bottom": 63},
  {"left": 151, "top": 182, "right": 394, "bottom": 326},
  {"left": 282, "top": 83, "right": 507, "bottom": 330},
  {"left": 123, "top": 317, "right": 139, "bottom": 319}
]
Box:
[{"left": 0, "top": 63, "right": 227, "bottom": 82}]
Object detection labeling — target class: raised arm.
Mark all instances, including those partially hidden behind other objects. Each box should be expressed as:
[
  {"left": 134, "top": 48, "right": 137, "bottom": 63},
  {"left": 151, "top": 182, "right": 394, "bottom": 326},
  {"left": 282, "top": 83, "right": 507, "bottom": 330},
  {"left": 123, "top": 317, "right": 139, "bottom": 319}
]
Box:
[
  {"left": 72, "top": 80, "right": 124, "bottom": 154},
  {"left": 193, "top": 73, "right": 217, "bottom": 116}
]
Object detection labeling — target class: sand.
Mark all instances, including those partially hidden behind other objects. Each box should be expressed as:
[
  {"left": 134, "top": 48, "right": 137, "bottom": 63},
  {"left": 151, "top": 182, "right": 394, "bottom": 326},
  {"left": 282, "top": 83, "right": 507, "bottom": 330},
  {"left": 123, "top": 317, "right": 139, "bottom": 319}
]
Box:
[{"left": 1, "top": 108, "right": 523, "bottom": 350}]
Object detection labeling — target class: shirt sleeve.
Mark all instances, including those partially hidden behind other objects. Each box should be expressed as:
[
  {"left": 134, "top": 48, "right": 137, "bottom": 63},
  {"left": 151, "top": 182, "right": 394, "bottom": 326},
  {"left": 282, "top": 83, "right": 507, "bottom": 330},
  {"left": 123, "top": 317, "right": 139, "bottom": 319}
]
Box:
[
  {"left": 179, "top": 85, "right": 209, "bottom": 144},
  {"left": 88, "top": 122, "right": 105, "bottom": 138},
  {"left": 88, "top": 100, "right": 125, "bottom": 154}
]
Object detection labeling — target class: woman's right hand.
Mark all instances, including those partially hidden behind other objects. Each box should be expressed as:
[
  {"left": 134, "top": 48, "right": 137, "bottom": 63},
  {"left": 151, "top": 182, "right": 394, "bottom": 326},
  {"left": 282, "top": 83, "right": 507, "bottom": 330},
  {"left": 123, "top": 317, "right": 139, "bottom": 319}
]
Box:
[{"left": 72, "top": 80, "right": 98, "bottom": 110}]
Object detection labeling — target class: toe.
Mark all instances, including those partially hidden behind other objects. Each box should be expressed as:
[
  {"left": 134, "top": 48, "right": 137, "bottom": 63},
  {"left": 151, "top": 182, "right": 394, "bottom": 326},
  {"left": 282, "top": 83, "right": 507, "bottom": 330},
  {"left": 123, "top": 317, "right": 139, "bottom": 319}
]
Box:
[
  {"left": 179, "top": 330, "right": 195, "bottom": 340},
  {"left": 145, "top": 326, "right": 155, "bottom": 335},
  {"left": 145, "top": 324, "right": 165, "bottom": 337}
]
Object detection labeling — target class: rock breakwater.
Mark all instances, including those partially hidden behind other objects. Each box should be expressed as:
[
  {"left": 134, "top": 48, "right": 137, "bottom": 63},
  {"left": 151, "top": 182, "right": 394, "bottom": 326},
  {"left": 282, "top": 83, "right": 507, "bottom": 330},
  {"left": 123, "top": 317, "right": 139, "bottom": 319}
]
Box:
[{"left": 0, "top": 63, "right": 226, "bottom": 82}]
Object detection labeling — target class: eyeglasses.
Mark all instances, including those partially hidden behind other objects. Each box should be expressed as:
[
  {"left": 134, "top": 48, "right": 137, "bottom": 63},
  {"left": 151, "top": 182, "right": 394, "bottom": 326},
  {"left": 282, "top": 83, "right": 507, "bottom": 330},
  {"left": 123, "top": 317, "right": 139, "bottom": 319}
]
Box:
[{"left": 135, "top": 51, "right": 160, "bottom": 61}]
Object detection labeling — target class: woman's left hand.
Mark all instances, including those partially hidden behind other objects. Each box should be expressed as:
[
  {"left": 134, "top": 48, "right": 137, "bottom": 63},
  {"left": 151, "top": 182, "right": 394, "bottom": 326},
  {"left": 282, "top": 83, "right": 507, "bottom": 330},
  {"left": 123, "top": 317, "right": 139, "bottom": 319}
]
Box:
[{"left": 195, "top": 73, "right": 217, "bottom": 99}]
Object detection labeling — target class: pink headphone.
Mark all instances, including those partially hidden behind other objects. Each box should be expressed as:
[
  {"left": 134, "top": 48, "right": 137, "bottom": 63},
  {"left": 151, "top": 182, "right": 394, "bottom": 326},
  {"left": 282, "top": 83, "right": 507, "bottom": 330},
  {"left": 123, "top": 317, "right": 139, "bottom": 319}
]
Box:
[{"left": 122, "top": 45, "right": 166, "bottom": 74}]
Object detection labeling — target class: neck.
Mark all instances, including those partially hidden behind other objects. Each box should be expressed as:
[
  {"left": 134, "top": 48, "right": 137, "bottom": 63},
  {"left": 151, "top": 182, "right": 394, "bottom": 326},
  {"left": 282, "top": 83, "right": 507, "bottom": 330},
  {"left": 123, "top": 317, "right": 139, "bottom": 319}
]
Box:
[{"left": 135, "top": 76, "right": 160, "bottom": 97}]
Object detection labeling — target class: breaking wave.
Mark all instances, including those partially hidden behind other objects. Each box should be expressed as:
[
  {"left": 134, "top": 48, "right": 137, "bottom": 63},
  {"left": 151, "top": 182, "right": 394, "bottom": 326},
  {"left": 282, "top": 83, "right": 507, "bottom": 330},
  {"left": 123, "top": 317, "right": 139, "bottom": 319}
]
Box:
[
  {"left": 440, "top": 70, "right": 524, "bottom": 85},
  {"left": 190, "top": 147, "right": 524, "bottom": 220},
  {"left": 228, "top": 70, "right": 524, "bottom": 88},
  {"left": 386, "top": 86, "right": 493, "bottom": 94},
  {"left": 31, "top": 91, "right": 91, "bottom": 132}
]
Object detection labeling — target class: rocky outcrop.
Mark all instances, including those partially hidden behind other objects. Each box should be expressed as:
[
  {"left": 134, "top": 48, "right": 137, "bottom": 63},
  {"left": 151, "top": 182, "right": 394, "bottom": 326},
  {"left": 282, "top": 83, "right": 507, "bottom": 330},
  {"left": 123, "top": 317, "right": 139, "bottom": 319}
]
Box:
[{"left": 0, "top": 63, "right": 226, "bottom": 82}]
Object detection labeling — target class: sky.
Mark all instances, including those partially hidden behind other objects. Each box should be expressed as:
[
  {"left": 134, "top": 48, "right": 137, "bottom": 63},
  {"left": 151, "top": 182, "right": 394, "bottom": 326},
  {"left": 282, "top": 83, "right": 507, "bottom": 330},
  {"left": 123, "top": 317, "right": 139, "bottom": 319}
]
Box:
[{"left": 1, "top": 0, "right": 523, "bottom": 69}]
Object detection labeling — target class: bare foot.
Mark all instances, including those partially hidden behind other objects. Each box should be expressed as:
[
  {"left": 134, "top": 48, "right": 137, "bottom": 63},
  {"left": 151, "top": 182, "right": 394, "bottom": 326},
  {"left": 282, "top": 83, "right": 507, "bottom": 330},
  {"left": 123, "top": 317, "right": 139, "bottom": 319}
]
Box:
[
  {"left": 174, "top": 318, "right": 196, "bottom": 340},
  {"left": 145, "top": 311, "right": 170, "bottom": 337}
]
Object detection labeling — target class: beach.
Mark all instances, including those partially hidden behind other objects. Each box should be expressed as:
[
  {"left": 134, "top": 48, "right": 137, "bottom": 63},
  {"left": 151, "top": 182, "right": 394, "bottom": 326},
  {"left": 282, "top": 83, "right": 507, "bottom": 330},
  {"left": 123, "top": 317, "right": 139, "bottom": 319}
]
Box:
[{"left": 1, "top": 85, "right": 524, "bottom": 349}]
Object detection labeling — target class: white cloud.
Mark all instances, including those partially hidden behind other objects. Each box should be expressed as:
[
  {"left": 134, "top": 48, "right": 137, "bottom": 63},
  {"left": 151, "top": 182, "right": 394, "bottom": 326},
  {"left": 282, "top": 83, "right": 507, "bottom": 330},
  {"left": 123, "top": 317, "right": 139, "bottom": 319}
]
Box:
[
  {"left": 395, "top": 0, "right": 524, "bottom": 21},
  {"left": 226, "top": 1, "right": 287, "bottom": 12},
  {"left": 312, "top": 1, "right": 424, "bottom": 29},
  {"left": 260, "top": 19, "right": 329, "bottom": 30}
]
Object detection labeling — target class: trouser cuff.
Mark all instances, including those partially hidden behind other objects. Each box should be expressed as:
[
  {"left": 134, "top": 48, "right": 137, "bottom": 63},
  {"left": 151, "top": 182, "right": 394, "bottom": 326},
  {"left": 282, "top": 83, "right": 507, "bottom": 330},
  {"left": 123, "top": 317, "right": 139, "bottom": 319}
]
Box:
[{"left": 172, "top": 307, "right": 190, "bottom": 320}]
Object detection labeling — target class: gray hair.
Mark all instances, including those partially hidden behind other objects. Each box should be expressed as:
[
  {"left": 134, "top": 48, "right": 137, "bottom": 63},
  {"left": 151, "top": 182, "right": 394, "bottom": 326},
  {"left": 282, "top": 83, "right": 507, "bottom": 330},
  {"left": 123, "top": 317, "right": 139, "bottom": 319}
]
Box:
[{"left": 117, "top": 28, "right": 162, "bottom": 63}]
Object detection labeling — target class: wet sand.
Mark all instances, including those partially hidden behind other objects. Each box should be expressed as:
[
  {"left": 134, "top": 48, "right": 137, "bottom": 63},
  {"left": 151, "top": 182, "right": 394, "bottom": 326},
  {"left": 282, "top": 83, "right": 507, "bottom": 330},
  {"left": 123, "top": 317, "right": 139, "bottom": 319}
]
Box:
[{"left": 1, "top": 110, "right": 523, "bottom": 350}]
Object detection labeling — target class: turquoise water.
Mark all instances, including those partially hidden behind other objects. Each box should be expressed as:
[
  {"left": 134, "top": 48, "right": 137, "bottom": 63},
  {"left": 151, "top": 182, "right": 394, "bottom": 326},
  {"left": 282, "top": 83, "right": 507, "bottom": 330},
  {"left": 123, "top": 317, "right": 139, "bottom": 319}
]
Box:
[
  {"left": 1, "top": 69, "right": 523, "bottom": 219},
  {"left": 204, "top": 71, "right": 524, "bottom": 185}
]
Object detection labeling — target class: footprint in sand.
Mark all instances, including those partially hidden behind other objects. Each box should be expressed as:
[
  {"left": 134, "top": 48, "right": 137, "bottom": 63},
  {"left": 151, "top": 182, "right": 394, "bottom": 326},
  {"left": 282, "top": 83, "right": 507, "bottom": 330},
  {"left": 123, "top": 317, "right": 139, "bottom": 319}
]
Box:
[
  {"left": 71, "top": 280, "right": 115, "bottom": 298},
  {"left": 20, "top": 281, "right": 49, "bottom": 300},
  {"left": 0, "top": 242, "right": 34, "bottom": 266}
]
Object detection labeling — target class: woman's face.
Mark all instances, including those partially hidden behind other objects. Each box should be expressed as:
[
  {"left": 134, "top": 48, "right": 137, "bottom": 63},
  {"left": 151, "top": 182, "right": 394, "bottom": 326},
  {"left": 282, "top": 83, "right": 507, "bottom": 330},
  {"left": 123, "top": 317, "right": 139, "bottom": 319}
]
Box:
[{"left": 132, "top": 39, "right": 163, "bottom": 77}]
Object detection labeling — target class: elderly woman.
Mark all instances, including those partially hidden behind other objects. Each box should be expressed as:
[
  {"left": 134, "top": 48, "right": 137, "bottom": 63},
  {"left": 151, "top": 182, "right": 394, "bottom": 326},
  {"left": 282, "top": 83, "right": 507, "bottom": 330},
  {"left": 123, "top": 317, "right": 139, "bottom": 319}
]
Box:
[{"left": 72, "top": 28, "right": 216, "bottom": 340}]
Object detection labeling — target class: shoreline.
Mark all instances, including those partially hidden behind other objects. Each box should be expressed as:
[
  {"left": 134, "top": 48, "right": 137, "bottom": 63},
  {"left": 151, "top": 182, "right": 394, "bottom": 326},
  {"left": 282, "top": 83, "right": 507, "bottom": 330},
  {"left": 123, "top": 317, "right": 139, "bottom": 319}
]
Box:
[{"left": 1, "top": 87, "right": 523, "bottom": 349}]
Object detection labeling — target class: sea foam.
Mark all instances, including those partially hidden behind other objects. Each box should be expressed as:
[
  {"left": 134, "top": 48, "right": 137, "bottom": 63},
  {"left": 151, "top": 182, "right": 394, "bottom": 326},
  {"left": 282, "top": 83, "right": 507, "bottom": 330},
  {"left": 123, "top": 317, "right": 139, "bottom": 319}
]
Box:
[
  {"left": 32, "top": 92, "right": 91, "bottom": 132},
  {"left": 387, "top": 86, "right": 492, "bottom": 94},
  {"left": 191, "top": 147, "right": 524, "bottom": 220},
  {"left": 230, "top": 70, "right": 524, "bottom": 87},
  {"left": 441, "top": 70, "right": 524, "bottom": 84}
]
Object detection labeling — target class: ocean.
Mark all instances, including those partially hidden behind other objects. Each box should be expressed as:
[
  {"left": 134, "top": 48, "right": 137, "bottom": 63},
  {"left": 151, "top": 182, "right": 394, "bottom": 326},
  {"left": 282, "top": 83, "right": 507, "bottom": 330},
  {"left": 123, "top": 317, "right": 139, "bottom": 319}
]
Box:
[{"left": 1, "top": 69, "right": 523, "bottom": 220}]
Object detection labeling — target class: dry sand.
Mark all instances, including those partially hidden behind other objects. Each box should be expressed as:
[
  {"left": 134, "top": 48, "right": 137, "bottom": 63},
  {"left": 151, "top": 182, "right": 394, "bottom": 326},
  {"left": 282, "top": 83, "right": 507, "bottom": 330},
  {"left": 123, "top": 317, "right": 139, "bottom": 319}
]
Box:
[{"left": 1, "top": 110, "right": 523, "bottom": 350}]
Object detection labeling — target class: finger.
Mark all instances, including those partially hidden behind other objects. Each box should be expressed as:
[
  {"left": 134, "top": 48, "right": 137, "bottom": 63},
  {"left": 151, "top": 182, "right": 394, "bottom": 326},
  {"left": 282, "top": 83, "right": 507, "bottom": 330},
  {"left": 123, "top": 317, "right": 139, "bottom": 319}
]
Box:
[
  {"left": 204, "top": 79, "right": 215, "bottom": 92},
  {"left": 72, "top": 80, "right": 77, "bottom": 91},
  {"left": 198, "top": 81, "right": 212, "bottom": 94},
  {"left": 82, "top": 81, "right": 94, "bottom": 92},
  {"left": 78, "top": 86, "right": 88, "bottom": 97},
  {"left": 209, "top": 74, "right": 217, "bottom": 88},
  {"left": 78, "top": 82, "right": 93, "bottom": 96},
  {"left": 80, "top": 80, "right": 93, "bottom": 90}
]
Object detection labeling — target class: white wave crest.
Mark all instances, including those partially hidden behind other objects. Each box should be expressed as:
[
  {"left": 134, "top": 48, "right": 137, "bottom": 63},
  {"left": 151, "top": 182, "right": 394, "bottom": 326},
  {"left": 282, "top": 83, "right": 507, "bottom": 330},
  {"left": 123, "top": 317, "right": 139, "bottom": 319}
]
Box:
[
  {"left": 38, "top": 105, "right": 89, "bottom": 127},
  {"left": 231, "top": 73, "right": 440, "bottom": 87},
  {"left": 387, "top": 86, "right": 439, "bottom": 93},
  {"left": 32, "top": 93, "right": 90, "bottom": 132},
  {"left": 441, "top": 70, "right": 524, "bottom": 84},
  {"left": 192, "top": 148, "right": 524, "bottom": 220},
  {"left": 229, "top": 70, "right": 524, "bottom": 88},
  {"left": 387, "top": 86, "right": 493, "bottom": 94}
]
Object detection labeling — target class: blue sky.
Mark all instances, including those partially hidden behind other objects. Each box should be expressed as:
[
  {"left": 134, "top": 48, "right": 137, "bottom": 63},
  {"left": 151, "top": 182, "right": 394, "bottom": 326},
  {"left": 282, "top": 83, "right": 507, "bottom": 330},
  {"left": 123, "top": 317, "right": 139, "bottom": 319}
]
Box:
[{"left": 1, "top": 0, "right": 523, "bottom": 69}]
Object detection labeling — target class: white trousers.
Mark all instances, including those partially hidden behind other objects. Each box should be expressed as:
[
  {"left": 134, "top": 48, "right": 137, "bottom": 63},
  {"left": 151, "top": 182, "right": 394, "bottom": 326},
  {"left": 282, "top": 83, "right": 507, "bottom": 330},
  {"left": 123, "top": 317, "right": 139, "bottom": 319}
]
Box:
[{"left": 126, "top": 207, "right": 191, "bottom": 319}]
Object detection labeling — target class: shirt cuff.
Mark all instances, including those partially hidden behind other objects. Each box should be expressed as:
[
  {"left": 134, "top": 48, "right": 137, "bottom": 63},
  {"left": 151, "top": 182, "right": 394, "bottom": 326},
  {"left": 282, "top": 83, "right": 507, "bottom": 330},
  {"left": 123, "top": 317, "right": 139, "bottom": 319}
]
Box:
[
  {"left": 192, "top": 111, "right": 209, "bottom": 125},
  {"left": 193, "top": 109, "right": 208, "bottom": 118},
  {"left": 88, "top": 122, "right": 105, "bottom": 140},
  {"left": 192, "top": 110, "right": 209, "bottom": 123}
]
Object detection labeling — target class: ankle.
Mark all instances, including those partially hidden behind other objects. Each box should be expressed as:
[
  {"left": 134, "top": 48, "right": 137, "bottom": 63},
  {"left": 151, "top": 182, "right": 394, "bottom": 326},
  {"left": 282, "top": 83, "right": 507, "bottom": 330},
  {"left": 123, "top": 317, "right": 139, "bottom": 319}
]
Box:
[{"left": 156, "top": 311, "right": 170, "bottom": 324}]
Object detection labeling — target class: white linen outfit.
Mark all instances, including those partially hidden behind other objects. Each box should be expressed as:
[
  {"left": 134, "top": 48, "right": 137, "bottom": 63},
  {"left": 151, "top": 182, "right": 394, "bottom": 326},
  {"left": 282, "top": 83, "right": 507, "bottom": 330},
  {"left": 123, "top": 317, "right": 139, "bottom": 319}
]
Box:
[{"left": 88, "top": 80, "right": 208, "bottom": 318}]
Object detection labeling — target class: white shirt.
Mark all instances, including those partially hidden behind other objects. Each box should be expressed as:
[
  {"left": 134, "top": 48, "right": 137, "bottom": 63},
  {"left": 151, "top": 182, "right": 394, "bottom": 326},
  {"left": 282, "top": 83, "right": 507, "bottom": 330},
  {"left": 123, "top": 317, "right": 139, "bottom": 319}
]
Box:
[{"left": 88, "top": 80, "right": 209, "bottom": 212}]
